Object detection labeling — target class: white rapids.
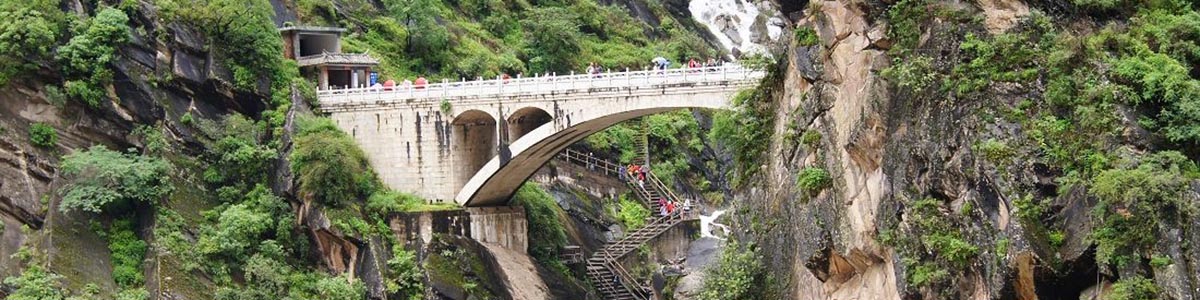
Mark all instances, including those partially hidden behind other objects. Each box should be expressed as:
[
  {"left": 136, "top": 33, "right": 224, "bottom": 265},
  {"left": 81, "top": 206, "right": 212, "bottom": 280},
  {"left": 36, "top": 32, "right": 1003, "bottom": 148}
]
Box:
[
  {"left": 688, "top": 0, "right": 786, "bottom": 58},
  {"left": 699, "top": 210, "right": 731, "bottom": 239}
]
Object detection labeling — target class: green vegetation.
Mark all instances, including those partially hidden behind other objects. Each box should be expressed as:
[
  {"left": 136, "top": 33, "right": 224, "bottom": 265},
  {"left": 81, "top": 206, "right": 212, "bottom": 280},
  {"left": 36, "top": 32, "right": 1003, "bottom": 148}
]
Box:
[
  {"left": 0, "top": 0, "right": 64, "bottom": 86},
  {"left": 1090, "top": 151, "right": 1198, "bottom": 268},
  {"left": 794, "top": 27, "right": 820, "bottom": 47},
  {"left": 311, "top": 0, "right": 716, "bottom": 80},
  {"left": 1108, "top": 276, "right": 1160, "bottom": 300},
  {"left": 291, "top": 116, "right": 379, "bottom": 206},
  {"left": 197, "top": 114, "right": 278, "bottom": 202},
  {"left": 886, "top": 198, "right": 979, "bottom": 290},
  {"left": 58, "top": 146, "right": 173, "bottom": 214},
  {"left": 710, "top": 71, "right": 781, "bottom": 186},
  {"left": 698, "top": 239, "right": 766, "bottom": 300},
  {"left": 973, "top": 139, "right": 1013, "bottom": 163},
  {"left": 794, "top": 167, "right": 832, "bottom": 195},
  {"left": 367, "top": 190, "right": 458, "bottom": 218},
  {"left": 3, "top": 265, "right": 67, "bottom": 300},
  {"left": 57, "top": 7, "right": 130, "bottom": 107},
  {"left": 423, "top": 236, "right": 495, "bottom": 298},
  {"left": 28, "top": 123, "right": 56, "bottom": 148},
  {"left": 881, "top": 56, "right": 937, "bottom": 91},
  {"left": 385, "top": 245, "right": 424, "bottom": 299},
  {"left": 159, "top": 0, "right": 284, "bottom": 91},
  {"left": 617, "top": 193, "right": 651, "bottom": 230},
  {"left": 800, "top": 130, "right": 822, "bottom": 148},
  {"left": 103, "top": 218, "right": 147, "bottom": 289},
  {"left": 512, "top": 183, "right": 569, "bottom": 274}
]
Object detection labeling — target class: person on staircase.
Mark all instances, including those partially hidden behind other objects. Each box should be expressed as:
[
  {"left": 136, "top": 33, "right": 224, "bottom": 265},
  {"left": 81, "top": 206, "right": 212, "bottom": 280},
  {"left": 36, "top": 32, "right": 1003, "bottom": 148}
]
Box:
[
  {"left": 659, "top": 200, "right": 668, "bottom": 217},
  {"left": 637, "top": 169, "right": 646, "bottom": 189},
  {"left": 618, "top": 165, "right": 627, "bottom": 181},
  {"left": 667, "top": 200, "right": 677, "bottom": 218}
]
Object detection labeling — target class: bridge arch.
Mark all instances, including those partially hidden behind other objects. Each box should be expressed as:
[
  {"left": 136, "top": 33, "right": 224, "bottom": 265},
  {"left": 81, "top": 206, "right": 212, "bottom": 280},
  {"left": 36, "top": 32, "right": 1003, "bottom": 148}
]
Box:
[
  {"left": 456, "top": 89, "right": 734, "bottom": 206},
  {"left": 451, "top": 109, "right": 498, "bottom": 194},
  {"left": 506, "top": 107, "right": 553, "bottom": 142}
]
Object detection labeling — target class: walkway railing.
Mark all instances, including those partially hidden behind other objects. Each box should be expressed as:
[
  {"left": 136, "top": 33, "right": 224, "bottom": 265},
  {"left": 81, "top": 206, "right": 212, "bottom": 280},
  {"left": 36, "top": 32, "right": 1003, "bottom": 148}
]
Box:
[{"left": 316, "top": 64, "right": 763, "bottom": 106}]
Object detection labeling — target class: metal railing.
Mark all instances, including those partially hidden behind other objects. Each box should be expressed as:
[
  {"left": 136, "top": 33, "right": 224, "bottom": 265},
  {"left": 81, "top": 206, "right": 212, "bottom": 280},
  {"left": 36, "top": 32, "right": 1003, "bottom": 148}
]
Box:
[{"left": 316, "top": 64, "right": 763, "bottom": 106}]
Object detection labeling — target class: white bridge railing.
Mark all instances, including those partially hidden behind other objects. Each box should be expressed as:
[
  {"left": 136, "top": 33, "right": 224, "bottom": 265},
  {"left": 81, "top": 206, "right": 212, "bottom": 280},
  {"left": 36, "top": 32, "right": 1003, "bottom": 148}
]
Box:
[{"left": 316, "top": 64, "right": 764, "bottom": 106}]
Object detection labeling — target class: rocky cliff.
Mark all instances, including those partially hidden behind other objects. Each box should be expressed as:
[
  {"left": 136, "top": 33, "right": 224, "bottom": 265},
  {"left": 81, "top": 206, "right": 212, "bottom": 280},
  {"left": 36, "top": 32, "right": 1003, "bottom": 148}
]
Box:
[{"left": 718, "top": 0, "right": 1200, "bottom": 299}]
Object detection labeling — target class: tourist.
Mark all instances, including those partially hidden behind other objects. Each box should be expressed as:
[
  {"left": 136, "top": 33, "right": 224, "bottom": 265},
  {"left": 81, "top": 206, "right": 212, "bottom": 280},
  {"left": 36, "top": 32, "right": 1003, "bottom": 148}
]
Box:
[
  {"left": 706, "top": 58, "right": 718, "bottom": 71},
  {"left": 501, "top": 73, "right": 511, "bottom": 84},
  {"left": 402, "top": 78, "right": 413, "bottom": 89},
  {"left": 683, "top": 199, "right": 692, "bottom": 212},
  {"left": 618, "top": 165, "right": 627, "bottom": 181},
  {"left": 667, "top": 200, "right": 676, "bottom": 216},
  {"left": 414, "top": 76, "right": 427, "bottom": 89},
  {"left": 588, "top": 152, "right": 595, "bottom": 170},
  {"left": 688, "top": 58, "right": 699, "bottom": 69},
  {"left": 659, "top": 201, "right": 667, "bottom": 217}
]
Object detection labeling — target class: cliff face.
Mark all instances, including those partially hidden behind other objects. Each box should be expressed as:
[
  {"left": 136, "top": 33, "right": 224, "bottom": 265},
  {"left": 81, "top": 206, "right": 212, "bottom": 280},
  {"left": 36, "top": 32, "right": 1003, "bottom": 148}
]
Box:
[{"left": 730, "top": 0, "right": 1200, "bottom": 299}]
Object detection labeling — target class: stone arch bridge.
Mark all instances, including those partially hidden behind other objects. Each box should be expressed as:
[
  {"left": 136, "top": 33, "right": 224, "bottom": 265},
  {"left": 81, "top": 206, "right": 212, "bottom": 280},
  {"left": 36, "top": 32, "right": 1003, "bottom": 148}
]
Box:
[{"left": 318, "top": 65, "right": 763, "bottom": 207}]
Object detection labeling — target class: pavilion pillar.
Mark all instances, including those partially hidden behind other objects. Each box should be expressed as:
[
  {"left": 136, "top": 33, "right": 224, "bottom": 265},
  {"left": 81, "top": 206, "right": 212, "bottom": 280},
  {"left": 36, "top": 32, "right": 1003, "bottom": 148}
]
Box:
[{"left": 319, "top": 66, "right": 329, "bottom": 90}]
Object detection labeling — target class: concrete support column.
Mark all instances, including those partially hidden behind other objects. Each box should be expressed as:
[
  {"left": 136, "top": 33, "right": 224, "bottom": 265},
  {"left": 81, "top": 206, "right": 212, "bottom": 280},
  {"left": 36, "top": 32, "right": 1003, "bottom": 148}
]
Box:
[{"left": 466, "top": 207, "right": 527, "bottom": 254}]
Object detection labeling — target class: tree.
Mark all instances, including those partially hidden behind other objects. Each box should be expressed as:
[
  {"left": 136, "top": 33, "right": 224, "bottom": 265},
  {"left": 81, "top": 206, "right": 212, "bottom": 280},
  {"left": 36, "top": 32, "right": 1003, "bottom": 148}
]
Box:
[
  {"left": 385, "top": 0, "right": 450, "bottom": 68},
  {"left": 699, "top": 239, "right": 765, "bottom": 300},
  {"left": 158, "top": 0, "right": 282, "bottom": 90},
  {"left": 3, "top": 265, "right": 67, "bottom": 300},
  {"left": 58, "top": 146, "right": 173, "bottom": 214},
  {"left": 290, "top": 116, "right": 379, "bottom": 206},
  {"left": 0, "top": 0, "right": 63, "bottom": 86},
  {"left": 55, "top": 7, "right": 130, "bottom": 107},
  {"left": 522, "top": 7, "right": 583, "bottom": 73}
]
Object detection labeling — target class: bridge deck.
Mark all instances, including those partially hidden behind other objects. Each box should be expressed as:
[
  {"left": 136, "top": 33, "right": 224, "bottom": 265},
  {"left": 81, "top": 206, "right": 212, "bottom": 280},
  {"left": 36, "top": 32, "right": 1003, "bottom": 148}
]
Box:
[{"left": 316, "top": 64, "right": 763, "bottom": 106}]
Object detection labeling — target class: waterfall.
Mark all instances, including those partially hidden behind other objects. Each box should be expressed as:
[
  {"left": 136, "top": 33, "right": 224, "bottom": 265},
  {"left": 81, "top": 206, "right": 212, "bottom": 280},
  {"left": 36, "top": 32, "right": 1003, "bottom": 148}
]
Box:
[{"left": 688, "top": 0, "right": 785, "bottom": 59}]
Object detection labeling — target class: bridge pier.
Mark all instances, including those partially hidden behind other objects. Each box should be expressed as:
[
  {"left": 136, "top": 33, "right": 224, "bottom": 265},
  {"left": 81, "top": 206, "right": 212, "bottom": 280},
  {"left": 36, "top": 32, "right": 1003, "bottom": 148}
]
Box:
[{"left": 467, "top": 207, "right": 528, "bottom": 254}]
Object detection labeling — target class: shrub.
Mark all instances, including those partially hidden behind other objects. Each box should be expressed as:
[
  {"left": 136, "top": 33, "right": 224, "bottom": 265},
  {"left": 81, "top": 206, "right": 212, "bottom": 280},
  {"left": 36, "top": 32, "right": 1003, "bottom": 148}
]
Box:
[
  {"left": 522, "top": 7, "right": 583, "bottom": 73},
  {"left": 800, "top": 130, "right": 821, "bottom": 148},
  {"left": 512, "top": 184, "right": 567, "bottom": 270},
  {"left": 0, "top": 1, "right": 63, "bottom": 86},
  {"left": 28, "top": 123, "right": 56, "bottom": 148},
  {"left": 2, "top": 265, "right": 67, "bottom": 300},
  {"left": 1108, "top": 276, "right": 1159, "bottom": 300},
  {"left": 794, "top": 27, "right": 820, "bottom": 47},
  {"left": 291, "top": 116, "right": 379, "bottom": 206},
  {"left": 710, "top": 79, "right": 780, "bottom": 185},
  {"left": 56, "top": 7, "right": 130, "bottom": 107},
  {"left": 881, "top": 56, "right": 937, "bottom": 90},
  {"left": 973, "top": 139, "right": 1013, "bottom": 163},
  {"left": 795, "top": 167, "right": 832, "bottom": 194},
  {"left": 105, "top": 218, "right": 147, "bottom": 288},
  {"left": 385, "top": 244, "right": 424, "bottom": 299},
  {"left": 617, "top": 193, "right": 651, "bottom": 230},
  {"left": 159, "top": 0, "right": 283, "bottom": 92},
  {"left": 698, "top": 239, "right": 765, "bottom": 300},
  {"left": 58, "top": 146, "right": 173, "bottom": 214},
  {"left": 1090, "top": 151, "right": 1198, "bottom": 267}
]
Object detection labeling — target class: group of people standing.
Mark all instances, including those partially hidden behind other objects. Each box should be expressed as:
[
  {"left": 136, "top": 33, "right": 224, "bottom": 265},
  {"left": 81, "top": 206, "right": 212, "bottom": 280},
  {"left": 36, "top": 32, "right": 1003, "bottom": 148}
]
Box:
[
  {"left": 619, "top": 164, "right": 648, "bottom": 189},
  {"left": 617, "top": 163, "right": 691, "bottom": 218}
]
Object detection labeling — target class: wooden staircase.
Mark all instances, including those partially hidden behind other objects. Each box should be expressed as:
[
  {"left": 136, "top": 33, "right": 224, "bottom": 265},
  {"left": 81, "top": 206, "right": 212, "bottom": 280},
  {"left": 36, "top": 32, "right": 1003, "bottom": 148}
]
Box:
[{"left": 558, "top": 145, "right": 689, "bottom": 300}]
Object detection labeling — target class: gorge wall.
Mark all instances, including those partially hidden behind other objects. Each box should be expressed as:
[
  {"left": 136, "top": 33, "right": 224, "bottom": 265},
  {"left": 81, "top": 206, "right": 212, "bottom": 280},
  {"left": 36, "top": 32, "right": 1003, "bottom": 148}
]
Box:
[{"left": 716, "top": 0, "right": 1200, "bottom": 299}]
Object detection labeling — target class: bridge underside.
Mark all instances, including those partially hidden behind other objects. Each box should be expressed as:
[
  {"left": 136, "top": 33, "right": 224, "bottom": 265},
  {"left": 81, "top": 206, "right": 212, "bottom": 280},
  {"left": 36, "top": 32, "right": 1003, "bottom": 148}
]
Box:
[{"left": 457, "top": 107, "right": 681, "bottom": 206}]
